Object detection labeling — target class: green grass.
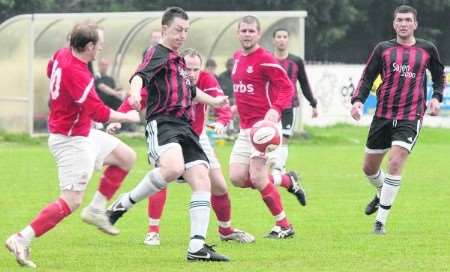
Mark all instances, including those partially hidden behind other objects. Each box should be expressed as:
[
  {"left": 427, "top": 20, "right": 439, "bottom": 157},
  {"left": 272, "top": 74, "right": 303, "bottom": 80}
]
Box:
[{"left": 1, "top": 125, "right": 449, "bottom": 271}]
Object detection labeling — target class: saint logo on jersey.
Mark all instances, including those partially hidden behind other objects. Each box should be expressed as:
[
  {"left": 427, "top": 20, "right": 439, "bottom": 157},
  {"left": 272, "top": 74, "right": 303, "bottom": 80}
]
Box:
[
  {"left": 246, "top": 66, "right": 254, "bottom": 74},
  {"left": 178, "top": 66, "right": 193, "bottom": 86},
  {"left": 392, "top": 62, "right": 416, "bottom": 78},
  {"left": 233, "top": 81, "right": 254, "bottom": 94}
]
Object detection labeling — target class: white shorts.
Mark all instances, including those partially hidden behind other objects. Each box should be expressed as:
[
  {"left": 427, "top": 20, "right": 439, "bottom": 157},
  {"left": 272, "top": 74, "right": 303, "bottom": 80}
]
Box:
[
  {"left": 229, "top": 129, "right": 265, "bottom": 165},
  {"left": 48, "top": 129, "right": 119, "bottom": 191},
  {"left": 199, "top": 132, "right": 220, "bottom": 169}
]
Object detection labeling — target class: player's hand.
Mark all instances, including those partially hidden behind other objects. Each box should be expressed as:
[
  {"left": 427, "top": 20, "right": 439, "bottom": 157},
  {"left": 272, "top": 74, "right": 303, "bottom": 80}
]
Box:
[
  {"left": 429, "top": 98, "right": 440, "bottom": 116},
  {"left": 125, "top": 110, "right": 141, "bottom": 123},
  {"left": 106, "top": 123, "right": 121, "bottom": 134},
  {"left": 350, "top": 101, "right": 363, "bottom": 121},
  {"left": 264, "top": 108, "right": 280, "bottom": 123},
  {"left": 211, "top": 122, "right": 225, "bottom": 137},
  {"left": 312, "top": 107, "right": 319, "bottom": 118},
  {"left": 128, "top": 91, "right": 142, "bottom": 110},
  {"left": 211, "top": 96, "right": 229, "bottom": 108}
]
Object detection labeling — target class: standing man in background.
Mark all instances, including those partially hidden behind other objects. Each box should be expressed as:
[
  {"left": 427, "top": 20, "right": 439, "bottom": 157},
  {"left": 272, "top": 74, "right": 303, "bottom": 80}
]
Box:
[
  {"left": 271, "top": 28, "right": 318, "bottom": 204},
  {"left": 351, "top": 5, "right": 444, "bottom": 234}
]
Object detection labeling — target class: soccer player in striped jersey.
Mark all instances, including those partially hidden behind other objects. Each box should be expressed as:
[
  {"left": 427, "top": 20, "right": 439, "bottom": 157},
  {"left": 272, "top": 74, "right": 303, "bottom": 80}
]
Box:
[
  {"left": 269, "top": 28, "right": 319, "bottom": 205},
  {"left": 229, "top": 15, "right": 299, "bottom": 239},
  {"left": 351, "top": 5, "right": 445, "bottom": 234},
  {"left": 105, "top": 7, "right": 229, "bottom": 261},
  {"left": 5, "top": 22, "right": 141, "bottom": 268}
]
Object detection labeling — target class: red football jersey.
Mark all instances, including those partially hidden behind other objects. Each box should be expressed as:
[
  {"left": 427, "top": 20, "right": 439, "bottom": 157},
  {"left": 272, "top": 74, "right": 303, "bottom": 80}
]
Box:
[
  {"left": 231, "top": 47, "right": 294, "bottom": 128},
  {"left": 191, "top": 71, "right": 231, "bottom": 135},
  {"left": 47, "top": 48, "right": 110, "bottom": 136}
]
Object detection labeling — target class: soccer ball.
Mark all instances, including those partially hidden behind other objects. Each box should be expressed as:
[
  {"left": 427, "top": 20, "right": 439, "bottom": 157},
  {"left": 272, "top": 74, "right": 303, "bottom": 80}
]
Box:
[{"left": 250, "top": 120, "right": 281, "bottom": 153}]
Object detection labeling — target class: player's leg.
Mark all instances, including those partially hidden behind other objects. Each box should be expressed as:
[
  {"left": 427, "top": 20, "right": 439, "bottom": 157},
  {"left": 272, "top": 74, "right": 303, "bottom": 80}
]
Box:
[
  {"left": 250, "top": 156, "right": 294, "bottom": 239},
  {"left": 374, "top": 119, "right": 421, "bottom": 234},
  {"left": 82, "top": 130, "right": 136, "bottom": 234},
  {"left": 144, "top": 188, "right": 167, "bottom": 246},
  {"left": 183, "top": 141, "right": 229, "bottom": 262},
  {"left": 107, "top": 121, "right": 184, "bottom": 225},
  {"left": 6, "top": 135, "right": 95, "bottom": 268},
  {"left": 229, "top": 129, "right": 254, "bottom": 189},
  {"left": 363, "top": 117, "right": 391, "bottom": 215}
]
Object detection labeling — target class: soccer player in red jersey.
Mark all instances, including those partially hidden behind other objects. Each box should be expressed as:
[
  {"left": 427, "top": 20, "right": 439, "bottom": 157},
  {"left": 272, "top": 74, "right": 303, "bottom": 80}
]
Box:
[
  {"left": 105, "top": 7, "right": 229, "bottom": 261},
  {"left": 5, "top": 22, "right": 141, "bottom": 268},
  {"left": 269, "top": 28, "right": 319, "bottom": 205},
  {"left": 351, "top": 5, "right": 445, "bottom": 234},
  {"left": 229, "top": 15, "right": 299, "bottom": 239}
]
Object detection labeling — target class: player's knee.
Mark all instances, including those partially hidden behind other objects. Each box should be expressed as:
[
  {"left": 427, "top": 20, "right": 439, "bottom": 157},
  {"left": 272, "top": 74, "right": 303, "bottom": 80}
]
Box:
[
  {"left": 117, "top": 145, "right": 137, "bottom": 170},
  {"left": 388, "top": 157, "right": 403, "bottom": 174},
  {"left": 229, "top": 173, "right": 246, "bottom": 188},
  {"left": 362, "top": 164, "right": 378, "bottom": 176},
  {"left": 161, "top": 165, "right": 184, "bottom": 181}
]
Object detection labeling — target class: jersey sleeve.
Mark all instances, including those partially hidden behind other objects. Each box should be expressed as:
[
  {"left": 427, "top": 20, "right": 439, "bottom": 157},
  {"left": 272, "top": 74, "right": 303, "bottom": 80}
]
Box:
[
  {"left": 117, "top": 87, "right": 149, "bottom": 113},
  {"left": 352, "top": 43, "right": 383, "bottom": 104},
  {"left": 261, "top": 55, "right": 294, "bottom": 114},
  {"left": 131, "top": 48, "right": 165, "bottom": 87},
  {"left": 296, "top": 57, "right": 317, "bottom": 108},
  {"left": 65, "top": 69, "right": 111, "bottom": 123},
  {"left": 427, "top": 43, "right": 445, "bottom": 102}
]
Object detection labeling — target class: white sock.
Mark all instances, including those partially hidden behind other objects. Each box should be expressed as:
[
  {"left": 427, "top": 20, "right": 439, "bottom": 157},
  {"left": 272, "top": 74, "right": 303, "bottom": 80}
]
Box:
[
  {"left": 128, "top": 168, "right": 167, "bottom": 205},
  {"left": 88, "top": 191, "right": 108, "bottom": 211},
  {"left": 188, "top": 191, "right": 211, "bottom": 253},
  {"left": 19, "top": 225, "right": 35, "bottom": 246},
  {"left": 366, "top": 170, "right": 385, "bottom": 197},
  {"left": 271, "top": 168, "right": 282, "bottom": 186},
  {"left": 376, "top": 174, "right": 401, "bottom": 224}
]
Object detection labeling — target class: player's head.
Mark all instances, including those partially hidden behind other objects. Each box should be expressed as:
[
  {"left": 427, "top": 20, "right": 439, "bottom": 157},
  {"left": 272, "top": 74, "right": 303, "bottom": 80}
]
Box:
[
  {"left": 181, "top": 48, "right": 202, "bottom": 84},
  {"left": 225, "top": 58, "right": 234, "bottom": 72},
  {"left": 161, "top": 7, "right": 189, "bottom": 51},
  {"left": 272, "top": 28, "right": 290, "bottom": 51},
  {"left": 98, "top": 58, "right": 110, "bottom": 75},
  {"left": 205, "top": 59, "right": 217, "bottom": 74},
  {"left": 149, "top": 31, "right": 162, "bottom": 47},
  {"left": 70, "top": 21, "right": 104, "bottom": 61},
  {"left": 237, "top": 15, "right": 261, "bottom": 52},
  {"left": 393, "top": 5, "right": 418, "bottom": 40}
]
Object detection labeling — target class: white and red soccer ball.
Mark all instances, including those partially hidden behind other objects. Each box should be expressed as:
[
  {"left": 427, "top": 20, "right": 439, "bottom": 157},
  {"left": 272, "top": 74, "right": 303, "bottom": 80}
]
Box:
[{"left": 250, "top": 120, "right": 281, "bottom": 153}]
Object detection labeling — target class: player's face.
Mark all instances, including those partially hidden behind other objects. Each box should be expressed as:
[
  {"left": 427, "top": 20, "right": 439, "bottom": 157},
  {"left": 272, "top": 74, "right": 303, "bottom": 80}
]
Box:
[
  {"left": 162, "top": 17, "right": 189, "bottom": 51},
  {"left": 393, "top": 12, "right": 417, "bottom": 40},
  {"left": 273, "top": 30, "right": 289, "bottom": 51},
  {"left": 89, "top": 29, "right": 104, "bottom": 61},
  {"left": 184, "top": 55, "right": 201, "bottom": 84},
  {"left": 238, "top": 22, "right": 261, "bottom": 52}
]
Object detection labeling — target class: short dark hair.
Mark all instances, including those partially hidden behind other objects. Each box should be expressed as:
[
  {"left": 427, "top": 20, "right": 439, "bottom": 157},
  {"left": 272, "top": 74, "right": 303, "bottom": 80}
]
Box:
[
  {"left": 161, "top": 6, "right": 189, "bottom": 26},
  {"left": 238, "top": 15, "right": 260, "bottom": 31},
  {"left": 272, "top": 28, "right": 290, "bottom": 38},
  {"left": 181, "top": 48, "right": 203, "bottom": 64},
  {"left": 70, "top": 22, "right": 100, "bottom": 53},
  {"left": 205, "top": 58, "right": 217, "bottom": 68},
  {"left": 393, "top": 5, "right": 417, "bottom": 21}
]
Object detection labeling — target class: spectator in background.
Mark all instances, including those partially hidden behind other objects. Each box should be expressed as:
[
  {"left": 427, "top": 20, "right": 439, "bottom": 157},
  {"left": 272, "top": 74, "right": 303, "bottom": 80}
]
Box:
[
  {"left": 218, "top": 58, "right": 234, "bottom": 101},
  {"left": 142, "top": 31, "right": 162, "bottom": 59},
  {"left": 95, "top": 58, "right": 124, "bottom": 110},
  {"left": 205, "top": 58, "right": 219, "bottom": 80}
]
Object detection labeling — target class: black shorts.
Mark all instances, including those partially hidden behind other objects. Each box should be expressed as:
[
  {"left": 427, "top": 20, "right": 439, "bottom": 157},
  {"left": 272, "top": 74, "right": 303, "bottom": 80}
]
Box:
[
  {"left": 145, "top": 116, "right": 208, "bottom": 168},
  {"left": 281, "top": 107, "right": 297, "bottom": 138},
  {"left": 366, "top": 116, "right": 422, "bottom": 153}
]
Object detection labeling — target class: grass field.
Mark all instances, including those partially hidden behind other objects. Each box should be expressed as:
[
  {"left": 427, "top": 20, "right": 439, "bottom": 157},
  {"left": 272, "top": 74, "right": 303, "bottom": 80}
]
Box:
[{"left": 1, "top": 125, "right": 449, "bottom": 271}]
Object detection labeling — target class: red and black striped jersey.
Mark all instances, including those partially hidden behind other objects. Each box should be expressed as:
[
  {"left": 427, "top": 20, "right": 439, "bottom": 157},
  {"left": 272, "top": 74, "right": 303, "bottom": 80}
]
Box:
[
  {"left": 352, "top": 39, "right": 445, "bottom": 120},
  {"left": 133, "top": 44, "right": 195, "bottom": 123},
  {"left": 276, "top": 54, "right": 317, "bottom": 108}
]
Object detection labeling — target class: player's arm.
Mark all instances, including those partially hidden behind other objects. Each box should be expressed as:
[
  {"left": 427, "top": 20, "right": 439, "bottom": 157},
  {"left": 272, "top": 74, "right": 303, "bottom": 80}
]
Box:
[
  {"left": 296, "top": 57, "right": 317, "bottom": 109},
  {"left": 194, "top": 88, "right": 229, "bottom": 109},
  {"left": 427, "top": 43, "right": 445, "bottom": 116},
  {"left": 261, "top": 61, "right": 294, "bottom": 122},
  {"left": 351, "top": 43, "right": 383, "bottom": 120}
]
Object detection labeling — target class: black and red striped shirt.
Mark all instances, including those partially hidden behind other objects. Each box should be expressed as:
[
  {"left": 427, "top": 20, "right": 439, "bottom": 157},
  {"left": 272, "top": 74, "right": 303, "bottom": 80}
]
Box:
[
  {"left": 133, "top": 44, "right": 195, "bottom": 123},
  {"left": 352, "top": 39, "right": 445, "bottom": 120},
  {"left": 276, "top": 54, "right": 317, "bottom": 108}
]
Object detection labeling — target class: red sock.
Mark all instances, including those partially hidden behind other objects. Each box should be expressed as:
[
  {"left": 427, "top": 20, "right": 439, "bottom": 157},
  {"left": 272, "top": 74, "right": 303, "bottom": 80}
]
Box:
[
  {"left": 98, "top": 166, "right": 129, "bottom": 200},
  {"left": 260, "top": 183, "right": 290, "bottom": 228},
  {"left": 30, "top": 198, "right": 72, "bottom": 237},
  {"left": 269, "top": 174, "right": 292, "bottom": 190},
  {"left": 211, "top": 193, "right": 233, "bottom": 235},
  {"left": 147, "top": 188, "right": 167, "bottom": 233}
]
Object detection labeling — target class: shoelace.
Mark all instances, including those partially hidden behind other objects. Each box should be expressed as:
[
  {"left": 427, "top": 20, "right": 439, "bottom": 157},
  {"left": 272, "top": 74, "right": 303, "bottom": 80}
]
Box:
[{"left": 204, "top": 244, "right": 217, "bottom": 252}]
